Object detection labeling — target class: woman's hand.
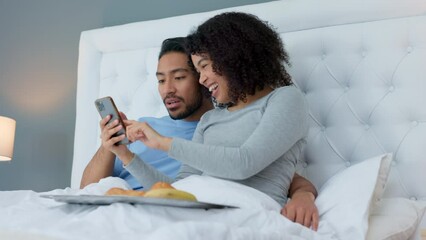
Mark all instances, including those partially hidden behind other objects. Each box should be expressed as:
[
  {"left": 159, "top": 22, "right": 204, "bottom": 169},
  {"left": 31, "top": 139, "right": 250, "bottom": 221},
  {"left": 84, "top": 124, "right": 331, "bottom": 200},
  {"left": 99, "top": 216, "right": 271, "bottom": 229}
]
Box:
[{"left": 125, "top": 120, "right": 172, "bottom": 151}]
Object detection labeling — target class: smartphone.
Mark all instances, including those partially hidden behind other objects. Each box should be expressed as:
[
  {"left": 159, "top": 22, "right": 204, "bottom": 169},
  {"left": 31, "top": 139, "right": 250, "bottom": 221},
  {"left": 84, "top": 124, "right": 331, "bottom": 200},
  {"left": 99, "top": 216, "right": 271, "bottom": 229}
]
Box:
[{"left": 95, "top": 96, "right": 130, "bottom": 145}]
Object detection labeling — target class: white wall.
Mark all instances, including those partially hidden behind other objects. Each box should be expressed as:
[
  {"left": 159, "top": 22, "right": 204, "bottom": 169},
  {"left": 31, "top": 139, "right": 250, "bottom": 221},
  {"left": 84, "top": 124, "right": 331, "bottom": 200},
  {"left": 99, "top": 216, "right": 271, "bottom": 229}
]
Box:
[{"left": 0, "top": 0, "right": 273, "bottom": 191}]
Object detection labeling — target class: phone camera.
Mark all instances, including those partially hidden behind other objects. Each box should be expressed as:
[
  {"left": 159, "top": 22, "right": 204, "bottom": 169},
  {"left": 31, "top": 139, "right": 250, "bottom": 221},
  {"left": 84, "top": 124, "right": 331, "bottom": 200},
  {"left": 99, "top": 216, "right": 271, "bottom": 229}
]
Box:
[{"left": 96, "top": 102, "right": 105, "bottom": 111}]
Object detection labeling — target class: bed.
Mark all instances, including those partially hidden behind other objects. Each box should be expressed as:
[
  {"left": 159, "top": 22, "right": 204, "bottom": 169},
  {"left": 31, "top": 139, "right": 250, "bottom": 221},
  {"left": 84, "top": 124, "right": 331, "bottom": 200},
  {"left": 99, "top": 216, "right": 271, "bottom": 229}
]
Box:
[{"left": 1, "top": 0, "right": 425, "bottom": 239}]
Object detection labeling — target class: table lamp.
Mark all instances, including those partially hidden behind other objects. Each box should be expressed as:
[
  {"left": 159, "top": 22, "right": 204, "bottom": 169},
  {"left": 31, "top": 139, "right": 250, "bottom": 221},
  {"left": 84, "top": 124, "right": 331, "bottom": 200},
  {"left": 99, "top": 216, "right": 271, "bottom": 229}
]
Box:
[{"left": 0, "top": 116, "right": 16, "bottom": 161}]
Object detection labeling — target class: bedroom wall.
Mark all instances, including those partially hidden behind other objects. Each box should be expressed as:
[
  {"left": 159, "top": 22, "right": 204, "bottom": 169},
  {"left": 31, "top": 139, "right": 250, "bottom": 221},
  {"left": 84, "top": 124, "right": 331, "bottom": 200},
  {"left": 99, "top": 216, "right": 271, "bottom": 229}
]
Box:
[{"left": 0, "top": 0, "right": 274, "bottom": 191}]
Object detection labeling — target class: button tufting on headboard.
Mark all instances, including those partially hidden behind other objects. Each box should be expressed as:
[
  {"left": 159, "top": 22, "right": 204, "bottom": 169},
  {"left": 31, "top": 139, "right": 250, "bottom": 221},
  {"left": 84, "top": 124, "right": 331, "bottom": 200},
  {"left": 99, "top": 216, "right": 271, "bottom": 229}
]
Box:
[{"left": 285, "top": 14, "right": 426, "bottom": 200}]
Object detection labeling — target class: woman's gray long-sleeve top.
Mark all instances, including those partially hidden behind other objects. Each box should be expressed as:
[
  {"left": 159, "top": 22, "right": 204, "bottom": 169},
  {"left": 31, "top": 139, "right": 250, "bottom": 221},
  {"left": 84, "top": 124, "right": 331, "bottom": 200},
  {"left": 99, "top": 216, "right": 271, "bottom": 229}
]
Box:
[{"left": 125, "top": 86, "right": 309, "bottom": 205}]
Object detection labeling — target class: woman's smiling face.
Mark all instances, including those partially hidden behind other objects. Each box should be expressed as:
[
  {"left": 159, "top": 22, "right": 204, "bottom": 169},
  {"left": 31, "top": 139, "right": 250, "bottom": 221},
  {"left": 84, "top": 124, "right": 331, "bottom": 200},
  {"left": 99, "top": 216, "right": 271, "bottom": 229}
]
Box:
[{"left": 191, "top": 54, "right": 231, "bottom": 104}]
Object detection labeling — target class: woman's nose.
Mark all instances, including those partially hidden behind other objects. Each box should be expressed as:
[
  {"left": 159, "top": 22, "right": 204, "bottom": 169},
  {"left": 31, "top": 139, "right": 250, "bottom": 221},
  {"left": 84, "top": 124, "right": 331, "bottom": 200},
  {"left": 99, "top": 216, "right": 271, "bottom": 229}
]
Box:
[{"left": 199, "top": 72, "right": 207, "bottom": 85}]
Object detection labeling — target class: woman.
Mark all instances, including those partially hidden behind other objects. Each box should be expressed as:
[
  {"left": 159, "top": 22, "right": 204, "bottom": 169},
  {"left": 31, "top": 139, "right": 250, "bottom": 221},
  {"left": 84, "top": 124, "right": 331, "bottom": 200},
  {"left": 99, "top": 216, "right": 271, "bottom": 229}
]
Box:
[{"left": 125, "top": 12, "right": 309, "bottom": 207}]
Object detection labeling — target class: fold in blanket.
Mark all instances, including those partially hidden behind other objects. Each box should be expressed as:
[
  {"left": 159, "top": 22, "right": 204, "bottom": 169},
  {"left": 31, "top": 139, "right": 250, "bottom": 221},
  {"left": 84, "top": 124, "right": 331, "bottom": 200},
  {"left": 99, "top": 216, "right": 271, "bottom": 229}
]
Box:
[{"left": 0, "top": 176, "right": 336, "bottom": 240}]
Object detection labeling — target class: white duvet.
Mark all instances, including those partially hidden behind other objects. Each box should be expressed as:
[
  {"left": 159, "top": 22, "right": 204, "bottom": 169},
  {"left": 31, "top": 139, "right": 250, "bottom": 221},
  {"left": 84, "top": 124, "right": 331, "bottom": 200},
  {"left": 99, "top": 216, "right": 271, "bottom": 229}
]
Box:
[{"left": 0, "top": 175, "right": 338, "bottom": 240}]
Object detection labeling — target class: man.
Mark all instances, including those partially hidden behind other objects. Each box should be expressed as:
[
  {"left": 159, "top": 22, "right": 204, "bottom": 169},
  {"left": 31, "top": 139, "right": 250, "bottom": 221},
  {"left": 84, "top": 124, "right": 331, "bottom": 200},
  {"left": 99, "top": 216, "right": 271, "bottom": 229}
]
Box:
[{"left": 80, "top": 37, "right": 319, "bottom": 230}]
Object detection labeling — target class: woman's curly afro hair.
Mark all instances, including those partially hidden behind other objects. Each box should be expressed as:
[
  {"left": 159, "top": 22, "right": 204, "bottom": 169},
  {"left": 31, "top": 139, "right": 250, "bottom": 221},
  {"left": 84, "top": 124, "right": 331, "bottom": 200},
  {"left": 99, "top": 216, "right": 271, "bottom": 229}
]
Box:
[{"left": 185, "top": 12, "right": 292, "bottom": 103}]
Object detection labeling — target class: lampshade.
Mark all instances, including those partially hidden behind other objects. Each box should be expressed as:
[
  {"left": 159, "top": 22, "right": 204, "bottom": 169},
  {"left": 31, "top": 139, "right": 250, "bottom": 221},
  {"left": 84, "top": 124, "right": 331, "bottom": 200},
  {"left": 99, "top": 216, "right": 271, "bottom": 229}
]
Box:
[{"left": 0, "top": 116, "right": 16, "bottom": 161}]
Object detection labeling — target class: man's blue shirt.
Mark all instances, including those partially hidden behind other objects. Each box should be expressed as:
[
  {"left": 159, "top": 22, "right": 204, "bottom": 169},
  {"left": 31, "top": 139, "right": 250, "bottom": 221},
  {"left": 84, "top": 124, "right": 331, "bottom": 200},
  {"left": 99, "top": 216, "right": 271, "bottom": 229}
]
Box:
[{"left": 112, "top": 116, "right": 198, "bottom": 189}]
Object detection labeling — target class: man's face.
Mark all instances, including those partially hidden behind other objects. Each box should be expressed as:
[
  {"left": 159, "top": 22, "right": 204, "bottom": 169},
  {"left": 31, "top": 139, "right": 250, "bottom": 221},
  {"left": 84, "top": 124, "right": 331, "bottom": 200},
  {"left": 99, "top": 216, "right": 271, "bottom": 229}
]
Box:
[{"left": 156, "top": 52, "right": 203, "bottom": 120}]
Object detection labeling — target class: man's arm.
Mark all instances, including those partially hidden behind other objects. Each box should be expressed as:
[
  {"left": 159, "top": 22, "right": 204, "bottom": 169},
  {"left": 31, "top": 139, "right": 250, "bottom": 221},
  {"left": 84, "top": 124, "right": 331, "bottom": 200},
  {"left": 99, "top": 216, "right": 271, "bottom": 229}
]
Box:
[
  {"left": 80, "top": 146, "right": 116, "bottom": 189},
  {"left": 288, "top": 173, "right": 318, "bottom": 199},
  {"left": 282, "top": 173, "right": 319, "bottom": 231},
  {"left": 80, "top": 113, "right": 131, "bottom": 189}
]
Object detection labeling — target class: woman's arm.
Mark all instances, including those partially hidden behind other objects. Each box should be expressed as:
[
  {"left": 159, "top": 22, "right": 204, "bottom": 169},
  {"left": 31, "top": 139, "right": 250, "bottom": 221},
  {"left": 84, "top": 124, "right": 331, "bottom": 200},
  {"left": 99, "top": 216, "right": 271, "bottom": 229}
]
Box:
[
  {"left": 126, "top": 87, "right": 308, "bottom": 180},
  {"left": 124, "top": 153, "right": 173, "bottom": 190},
  {"left": 175, "top": 123, "right": 203, "bottom": 181},
  {"left": 169, "top": 87, "right": 309, "bottom": 179},
  {"left": 125, "top": 119, "right": 204, "bottom": 186}
]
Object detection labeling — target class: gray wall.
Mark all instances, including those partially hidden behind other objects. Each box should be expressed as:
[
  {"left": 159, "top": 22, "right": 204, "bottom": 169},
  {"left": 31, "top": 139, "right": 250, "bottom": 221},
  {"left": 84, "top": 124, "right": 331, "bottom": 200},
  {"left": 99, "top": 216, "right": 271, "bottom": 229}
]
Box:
[{"left": 0, "top": 0, "right": 273, "bottom": 191}]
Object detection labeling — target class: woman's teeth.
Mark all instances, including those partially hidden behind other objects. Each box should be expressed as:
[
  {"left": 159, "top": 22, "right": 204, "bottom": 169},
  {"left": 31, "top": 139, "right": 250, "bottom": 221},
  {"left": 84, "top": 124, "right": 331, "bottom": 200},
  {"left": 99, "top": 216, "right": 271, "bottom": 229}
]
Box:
[{"left": 209, "top": 83, "right": 219, "bottom": 92}]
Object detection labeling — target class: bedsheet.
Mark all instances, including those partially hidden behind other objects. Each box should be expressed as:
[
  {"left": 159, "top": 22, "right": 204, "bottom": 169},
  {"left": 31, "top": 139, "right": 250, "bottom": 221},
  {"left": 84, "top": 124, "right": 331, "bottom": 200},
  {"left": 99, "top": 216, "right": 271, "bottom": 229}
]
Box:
[{"left": 0, "top": 176, "right": 337, "bottom": 240}]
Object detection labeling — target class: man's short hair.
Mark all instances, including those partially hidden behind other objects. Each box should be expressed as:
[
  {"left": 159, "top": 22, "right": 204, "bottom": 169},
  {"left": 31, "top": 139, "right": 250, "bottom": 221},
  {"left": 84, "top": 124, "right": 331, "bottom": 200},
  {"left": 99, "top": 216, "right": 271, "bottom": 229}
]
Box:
[{"left": 158, "top": 37, "right": 186, "bottom": 59}]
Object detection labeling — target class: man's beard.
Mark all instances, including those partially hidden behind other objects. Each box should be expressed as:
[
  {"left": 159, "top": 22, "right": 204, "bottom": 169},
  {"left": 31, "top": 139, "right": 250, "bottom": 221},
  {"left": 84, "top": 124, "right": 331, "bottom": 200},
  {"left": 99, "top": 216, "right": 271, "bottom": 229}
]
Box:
[{"left": 168, "top": 92, "right": 203, "bottom": 120}]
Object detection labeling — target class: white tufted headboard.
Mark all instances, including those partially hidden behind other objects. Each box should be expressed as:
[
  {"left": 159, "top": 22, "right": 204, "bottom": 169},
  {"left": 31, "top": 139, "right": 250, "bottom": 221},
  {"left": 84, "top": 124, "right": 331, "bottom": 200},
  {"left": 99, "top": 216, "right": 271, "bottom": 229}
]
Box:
[{"left": 72, "top": 0, "right": 426, "bottom": 225}]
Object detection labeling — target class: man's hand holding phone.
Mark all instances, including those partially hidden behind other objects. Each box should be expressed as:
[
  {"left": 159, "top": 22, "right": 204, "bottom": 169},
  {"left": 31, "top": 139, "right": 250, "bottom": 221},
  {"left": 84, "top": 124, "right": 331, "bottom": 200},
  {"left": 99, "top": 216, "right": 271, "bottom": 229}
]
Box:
[
  {"left": 99, "top": 112, "right": 134, "bottom": 165},
  {"left": 95, "top": 96, "right": 134, "bottom": 165},
  {"left": 95, "top": 97, "right": 129, "bottom": 145}
]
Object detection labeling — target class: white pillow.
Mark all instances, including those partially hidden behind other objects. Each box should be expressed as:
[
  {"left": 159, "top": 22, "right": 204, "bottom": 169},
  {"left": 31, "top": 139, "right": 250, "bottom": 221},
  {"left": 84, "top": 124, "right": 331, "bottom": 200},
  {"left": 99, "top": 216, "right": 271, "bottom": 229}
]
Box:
[
  {"left": 172, "top": 175, "right": 281, "bottom": 211},
  {"left": 367, "top": 198, "right": 426, "bottom": 240},
  {"left": 315, "top": 153, "right": 393, "bottom": 240}
]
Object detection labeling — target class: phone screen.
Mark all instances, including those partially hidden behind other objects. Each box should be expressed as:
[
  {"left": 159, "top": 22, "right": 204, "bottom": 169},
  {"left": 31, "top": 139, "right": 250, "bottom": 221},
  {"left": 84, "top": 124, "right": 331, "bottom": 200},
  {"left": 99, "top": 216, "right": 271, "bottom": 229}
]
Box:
[{"left": 95, "top": 96, "right": 129, "bottom": 145}]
